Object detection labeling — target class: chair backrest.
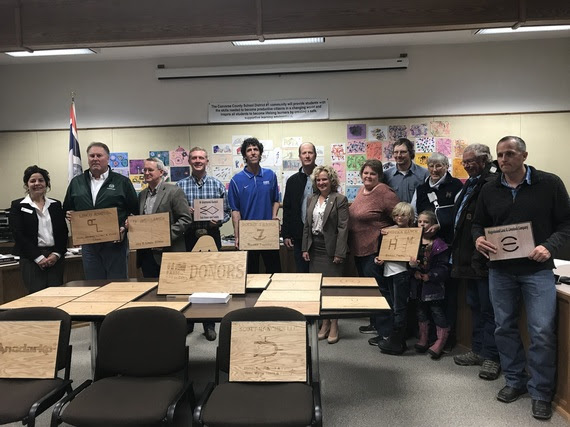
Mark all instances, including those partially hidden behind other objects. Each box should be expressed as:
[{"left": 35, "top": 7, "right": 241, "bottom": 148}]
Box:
[
  {"left": 192, "top": 235, "right": 218, "bottom": 252},
  {"left": 218, "top": 306, "right": 307, "bottom": 374},
  {"left": 0, "top": 306, "right": 71, "bottom": 373},
  {"left": 95, "top": 306, "right": 188, "bottom": 379}
]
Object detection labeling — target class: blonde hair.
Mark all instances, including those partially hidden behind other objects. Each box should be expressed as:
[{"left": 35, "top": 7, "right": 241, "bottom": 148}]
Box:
[
  {"left": 311, "top": 165, "right": 340, "bottom": 193},
  {"left": 392, "top": 202, "right": 415, "bottom": 226}
]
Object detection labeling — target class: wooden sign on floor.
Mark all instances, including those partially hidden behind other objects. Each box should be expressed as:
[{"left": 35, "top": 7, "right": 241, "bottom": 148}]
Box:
[
  {"left": 0, "top": 321, "right": 60, "bottom": 378},
  {"left": 230, "top": 321, "right": 306, "bottom": 382},
  {"left": 127, "top": 212, "right": 171, "bottom": 250},
  {"left": 484, "top": 222, "right": 536, "bottom": 261},
  {"left": 239, "top": 220, "right": 280, "bottom": 250},
  {"left": 378, "top": 227, "right": 422, "bottom": 262},
  {"left": 70, "top": 208, "right": 120, "bottom": 245}
]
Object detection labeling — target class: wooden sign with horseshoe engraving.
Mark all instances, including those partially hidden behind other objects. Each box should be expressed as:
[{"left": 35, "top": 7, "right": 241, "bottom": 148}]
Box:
[{"left": 239, "top": 220, "right": 280, "bottom": 250}]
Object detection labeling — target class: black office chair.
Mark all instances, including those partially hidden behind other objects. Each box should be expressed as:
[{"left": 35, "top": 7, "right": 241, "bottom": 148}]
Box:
[
  {"left": 0, "top": 306, "right": 73, "bottom": 427},
  {"left": 51, "top": 306, "right": 195, "bottom": 427},
  {"left": 194, "top": 306, "right": 322, "bottom": 427}
]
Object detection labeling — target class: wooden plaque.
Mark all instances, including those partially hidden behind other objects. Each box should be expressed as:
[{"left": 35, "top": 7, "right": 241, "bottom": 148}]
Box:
[
  {"left": 57, "top": 301, "right": 125, "bottom": 316},
  {"left": 230, "top": 321, "right": 306, "bottom": 382},
  {"left": 484, "top": 222, "right": 536, "bottom": 261},
  {"left": 254, "top": 300, "right": 321, "bottom": 316},
  {"left": 73, "top": 291, "right": 143, "bottom": 303},
  {"left": 0, "top": 296, "right": 76, "bottom": 309},
  {"left": 321, "top": 296, "right": 390, "bottom": 310},
  {"left": 128, "top": 212, "right": 171, "bottom": 250},
  {"left": 267, "top": 280, "right": 321, "bottom": 291},
  {"left": 271, "top": 273, "right": 322, "bottom": 282},
  {"left": 99, "top": 282, "right": 158, "bottom": 292},
  {"left": 246, "top": 274, "right": 272, "bottom": 290},
  {"left": 239, "top": 220, "right": 280, "bottom": 250},
  {"left": 193, "top": 198, "right": 225, "bottom": 221},
  {"left": 70, "top": 208, "right": 120, "bottom": 245},
  {"left": 31, "top": 287, "right": 99, "bottom": 297},
  {"left": 322, "top": 277, "right": 378, "bottom": 288},
  {"left": 378, "top": 227, "right": 423, "bottom": 262},
  {"left": 158, "top": 252, "right": 247, "bottom": 295},
  {"left": 119, "top": 301, "right": 191, "bottom": 311},
  {"left": 0, "top": 321, "right": 60, "bottom": 379},
  {"left": 257, "top": 290, "right": 321, "bottom": 302}
]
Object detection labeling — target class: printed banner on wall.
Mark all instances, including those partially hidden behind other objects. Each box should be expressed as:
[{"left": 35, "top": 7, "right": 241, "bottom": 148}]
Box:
[{"left": 208, "top": 99, "right": 329, "bottom": 123}]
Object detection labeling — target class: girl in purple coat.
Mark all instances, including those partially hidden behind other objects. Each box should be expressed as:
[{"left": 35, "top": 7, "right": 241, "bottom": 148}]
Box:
[{"left": 410, "top": 210, "right": 451, "bottom": 359}]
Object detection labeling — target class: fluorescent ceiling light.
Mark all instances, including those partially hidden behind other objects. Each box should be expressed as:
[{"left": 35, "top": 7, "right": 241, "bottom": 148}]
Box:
[
  {"left": 232, "top": 37, "right": 324, "bottom": 46},
  {"left": 5, "top": 48, "right": 97, "bottom": 57},
  {"left": 476, "top": 25, "right": 570, "bottom": 35}
]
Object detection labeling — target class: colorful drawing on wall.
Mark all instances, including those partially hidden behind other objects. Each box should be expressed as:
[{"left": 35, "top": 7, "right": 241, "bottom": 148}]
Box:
[
  {"left": 114, "top": 168, "right": 129, "bottom": 178},
  {"left": 282, "top": 136, "right": 302, "bottom": 148},
  {"left": 435, "top": 138, "right": 453, "bottom": 157},
  {"left": 232, "top": 135, "right": 252, "bottom": 155},
  {"left": 346, "top": 170, "right": 361, "bottom": 186},
  {"left": 414, "top": 152, "right": 433, "bottom": 168},
  {"left": 452, "top": 158, "right": 469, "bottom": 179},
  {"left": 383, "top": 161, "right": 395, "bottom": 171},
  {"left": 211, "top": 154, "right": 233, "bottom": 167},
  {"left": 261, "top": 148, "right": 282, "bottom": 168},
  {"left": 415, "top": 137, "right": 436, "bottom": 153},
  {"left": 430, "top": 121, "right": 451, "bottom": 137},
  {"left": 282, "top": 148, "right": 297, "bottom": 160},
  {"left": 383, "top": 142, "right": 395, "bottom": 162},
  {"left": 149, "top": 151, "right": 169, "bottom": 166},
  {"left": 331, "top": 144, "right": 346, "bottom": 162},
  {"left": 129, "top": 174, "right": 147, "bottom": 191},
  {"left": 331, "top": 162, "right": 346, "bottom": 182},
  {"left": 366, "top": 142, "right": 383, "bottom": 160},
  {"left": 129, "top": 159, "right": 145, "bottom": 175},
  {"left": 170, "top": 166, "right": 190, "bottom": 182},
  {"left": 212, "top": 144, "right": 232, "bottom": 154},
  {"left": 388, "top": 125, "right": 407, "bottom": 141},
  {"left": 345, "top": 186, "right": 362, "bottom": 203},
  {"left": 454, "top": 139, "right": 469, "bottom": 158},
  {"left": 233, "top": 156, "right": 244, "bottom": 170},
  {"left": 347, "top": 154, "right": 367, "bottom": 171},
  {"left": 347, "top": 140, "right": 366, "bottom": 154},
  {"left": 170, "top": 147, "right": 189, "bottom": 166},
  {"left": 283, "top": 159, "right": 301, "bottom": 171},
  {"left": 347, "top": 124, "right": 366, "bottom": 140},
  {"left": 367, "top": 125, "right": 388, "bottom": 141},
  {"left": 212, "top": 166, "right": 232, "bottom": 182},
  {"left": 110, "top": 152, "right": 129, "bottom": 169},
  {"left": 315, "top": 146, "right": 325, "bottom": 157},
  {"left": 409, "top": 123, "right": 428, "bottom": 138}
]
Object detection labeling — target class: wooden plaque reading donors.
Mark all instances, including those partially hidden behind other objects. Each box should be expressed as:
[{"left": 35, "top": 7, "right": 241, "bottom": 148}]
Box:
[
  {"left": 378, "top": 227, "right": 423, "bottom": 262},
  {"left": 239, "top": 220, "right": 280, "bottom": 250},
  {"left": 127, "top": 212, "right": 171, "bottom": 250},
  {"left": 484, "top": 222, "right": 536, "bottom": 261},
  {"left": 158, "top": 251, "right": 247, "bottom": 295},
  {"left": 0, "top": 321, "right": 60, "bottom": 379},
  {"left": 230, "top": 321, "right": 306, "bottom": 382},
  {"left": 193, "top": 198, "right": 224, "bottom": 222},
  {"left": 70, "top": 208, "right": 120, "bottom": 245}
]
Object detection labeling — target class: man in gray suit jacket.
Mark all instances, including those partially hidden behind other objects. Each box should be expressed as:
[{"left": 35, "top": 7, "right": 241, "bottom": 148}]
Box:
[{"left": 135, "top": 157, "right": 192, "bottom": 278}]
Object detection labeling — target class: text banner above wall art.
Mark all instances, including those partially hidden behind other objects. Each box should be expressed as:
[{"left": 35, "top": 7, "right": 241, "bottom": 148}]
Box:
[{"left": 208, "top": 99, "right": 329, "bottom": 123}]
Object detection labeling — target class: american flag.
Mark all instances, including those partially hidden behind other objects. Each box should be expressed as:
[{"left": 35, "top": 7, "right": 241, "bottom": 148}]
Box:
[{"left": 68, "top": 100, "right": 82, "bottom": 182}]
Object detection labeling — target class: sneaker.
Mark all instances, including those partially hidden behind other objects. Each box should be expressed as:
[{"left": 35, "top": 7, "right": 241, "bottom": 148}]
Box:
[
  {"left": 368, "top": 336, "right": 382, "bottom": 346},
  {"left": 359, "top": 324, "right": 377, "bottom": 334},
  {"left": 203, "top": 328, "right": 217, "bottom": 342},
  {"left": 454, "top": 350, "right": 484, "bottom": 366},
  {"left": 532, "top": 399, "right": 552, "bottom": 420},
  {"left": 479, "top": 359, "right": 501, "bottom": 380}
]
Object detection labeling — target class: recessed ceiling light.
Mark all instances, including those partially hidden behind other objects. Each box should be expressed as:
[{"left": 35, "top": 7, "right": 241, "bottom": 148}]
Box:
[
  {"left": 476, "top": 25, "right": 570, "bottom": 35},
  {"left": 232, "top": 37, "right": 324, "bottom": 46},
  {"left": 5, "top": 48, "right": 97, "bottom": 57}
]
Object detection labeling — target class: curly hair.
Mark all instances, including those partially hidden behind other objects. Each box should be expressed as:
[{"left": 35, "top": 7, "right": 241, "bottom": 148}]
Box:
[{"left": 311, "top": 165, "right": 340, "bottom": 193}]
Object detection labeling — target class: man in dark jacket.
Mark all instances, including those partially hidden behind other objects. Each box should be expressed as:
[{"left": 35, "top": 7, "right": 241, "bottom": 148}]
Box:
[
  {"left": 451, "top": 144, "right": 501, "bottom": 380},
  {"left": 473, "top": 136, "right": 570, "bottom": 420}
]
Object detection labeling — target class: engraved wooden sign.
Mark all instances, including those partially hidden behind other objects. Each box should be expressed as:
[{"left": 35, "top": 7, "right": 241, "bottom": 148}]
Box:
[
  {"left": 321, "top": 277, "right": 378, "bottom": 288},
  {"left": 267, "top": 280, "right": 321, "bottom": 291},
  {"left": 246, "top": 274, "right": 272, "bottom": 290},
  {"left": 239, "top": 220, "right": 280, "bottom": 250},
  {"left": 271, "top": 273, "right": 322, "bottom": 282},
  {"left": 193, "top": 198, "right": 224, "bottom": 221},
  {"left": 230, "top": 321, "right": 306, "bottom": 382},
  {"left": 378, "top": 227, "right": 423, "bottom": 262},
  {"left": 57, "top": 301, "right": 125, "bottom": 316},
  {"left": 484, "top": 222, "right": 536, "bottom": 261},
  {"left": 70, "top": 208, "right": 120, "bottom": 245},
  {"left": 100, "top": 282, "right": 158, "bottom": 292},
  {"left": 0, "top": 321, "right": 60, "bottom": 378},
  {"left": 321, "top": 296, "right": 390, "bottom": 310},
  {"left": 128, "top": 212, "right": 171, "bottom": 250},
  {"left": 158, "top": 252, "right": 247, "bottom": 295}
]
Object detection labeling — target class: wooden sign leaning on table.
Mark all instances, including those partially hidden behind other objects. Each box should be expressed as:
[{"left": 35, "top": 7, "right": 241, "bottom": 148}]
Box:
[
  {"left": 239, "top": 220, "right": 280, "bottom": 250},
  {"left": 127, "top": 212, "right": 171, "bottom": 250},
  {"left": 484, "top": 221, "right": 536, "bottom": 261},
  {"left": 378, "top": 227, "right": 423, "bottom": 262},
  {"left": 70, "top": 208, "right": 120, "bottom": 245}
]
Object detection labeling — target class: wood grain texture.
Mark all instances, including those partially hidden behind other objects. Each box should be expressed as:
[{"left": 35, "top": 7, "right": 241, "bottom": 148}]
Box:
[
  {"left": 70, "top": 208, "right": 120, "bottom": 245},
  {"left": 321, "top": 295, "right": 389, "bottom": 310},
  {"left": 267, "top": 280, "right": 321, "bottom": 291},
  {"left": 229, "top": 321, "right": 306, "bottom": 382},
  {"left": 128, "top": 212, "right": 171, "bottom": 249},
  {"left": 254, "top": 300, "right": 320, "bottom": 316},
  {"left": 193, "top": 199, "right": 225, "bottom": 221},
  {"left": 31, "top": 287, "right": 100, "bottom": 296},
  {"left": 239, "top": 220, "right": 280, "bottom": 250},
  {"left": 321, "top": 277, "right": 378, "bottom": 287},
  {"left": 99, "top": 282, "right": 158, "bottom": 292},
  {"left": 484, "top": 222, "right": 536, "bottom": 261},
  {"left": 0, "top": 321, "right": 60, "bottom": 379},
  {"left": 57, "top": 301, "right": 125, "bottom": 316},
  {"left": 0, "top": 296, "right": 76, "bottom": 309},
  {"left": 246, "top": 274, "right": 272, "bottom": 290},
  {"left": 73, "top": 291, "right": 143, "bottom": 303},
  {"left": 271, "top": 273, "right": 322, "bottom": 282},
  {"left": 119, "top": 301, "right": 191, "bottom": 311},
  {"left": 378, "top": 227, "right": 422, "bottom": 262},
  {"left": 257, "top": 290, "right": 321, "bottom": 302}
]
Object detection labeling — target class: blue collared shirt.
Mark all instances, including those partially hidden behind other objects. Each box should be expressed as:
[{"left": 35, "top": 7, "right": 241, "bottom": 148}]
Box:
[
  {"left": 176, "top": 174, "right": 231, "bottom": 226},
  {"left": 500, "top": 165, "right": 531, "bottom": 200},
  {"left": 228, "top": 167, "right": 279, "bottom": 220},
  {"left": 384, "top": 163, "right": 429, "bottom": 203}
]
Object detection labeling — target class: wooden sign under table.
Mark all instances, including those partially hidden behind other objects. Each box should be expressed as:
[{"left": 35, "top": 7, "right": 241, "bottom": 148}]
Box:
[
  {"left": 193, "top": 198, "right": 225, "bottom": 222},
  {"left": 239, "top": 220, "right": 280, "bottom": 250},
  {"left": 70, "top": 208, "right": 120, "bottom": 245},
  {"left": 158, "top": 251, "right": 247, "bottom": 295},
  {"left": 378, "top": 227, "right": 423, "bottom": 262},
  {"left": 321, "top": 277, "right": 378, "bottom": 288},
  {"left": 127, "top": 212, "right": 171, "bottom": 250},
  {"left": 0, "top": 321, "right": 60, "bottom": 379},
  {"left": 321, "top": 295, "right": 390, "bottom": 310},
  {"left": 484, "top": 222, "right": 536, "bottom": 261},
  {"left": 230, "top": 321, "right": 306, "bottom": 382}
]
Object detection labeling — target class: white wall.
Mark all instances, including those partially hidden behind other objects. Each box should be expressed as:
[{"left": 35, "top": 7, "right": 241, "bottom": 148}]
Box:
[{"left": 0, "top": 38, "right": 568, "bottom": 131}]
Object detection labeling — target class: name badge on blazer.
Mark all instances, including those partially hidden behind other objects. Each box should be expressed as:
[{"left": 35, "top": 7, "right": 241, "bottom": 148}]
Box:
[{"left": 21, "top": 207, "right": 34, "bottom": 214}]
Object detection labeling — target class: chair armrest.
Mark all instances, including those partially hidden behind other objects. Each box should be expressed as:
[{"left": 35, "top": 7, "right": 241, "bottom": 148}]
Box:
[
  {"left": 28, "top": 379, "right": 72, "bottom": 422},
  {"left": 193, "top": 382, "right": 215, "bottom": 426},
  {"left": 312, "top": 381, "right": 323, "bottom": 426},
  {"left": 50, "top": 379, "right": 92, "bottom": 427},
  {"left": 166, "top": 379, "right": 194, "bottom": 424}
]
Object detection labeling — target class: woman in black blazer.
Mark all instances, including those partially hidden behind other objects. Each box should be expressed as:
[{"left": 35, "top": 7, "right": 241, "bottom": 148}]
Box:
[{"left": 10, "top": 165, "right": 68, "bottom": 293}]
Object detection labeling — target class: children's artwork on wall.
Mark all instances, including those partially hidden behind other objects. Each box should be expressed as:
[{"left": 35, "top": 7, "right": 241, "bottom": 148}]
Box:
[
  {"left": 212, "top": 144, "right": 232, "bottom": 154},
  {"left": 454, "top": 139, "right": 469, "bottom": 158},
  {"left": 232, "top": 135, "right": 252, "bottom": 155},
  {"left": 315, "top": 146, "right": 325, "bottom": 157},
  {"left": 383, "top": 161, "right": 395, "bottom": 171},
  {"left": 129, "top": 174, "right": 147, "bottom": 191},
  {"left": 415, "top": 137, "right": 436, "bottom": 153},
  {"left": 409, "top": 123, "right": 428, "bottom": 138},
  {"left": 110, "top": 152, "right": 129, "bottom": 168},
  {"left": 388, "top": 125, "right": 407, "bottom": 141},
  {"left": 212, "top": 166, "right": 232, "bottom": 182},
  {"left": 366, "top": 142, "right": 383, "bottom": 160},
  {"left": 114, "top": 168, "right": 129, "bottom": 178},
  {"left": 430, "top": 121, "right": 451, "bottom": 137},
  {"left": 347, "top": 154, "right": 366, "bottom": 171},
  {"left": 347, "top": 124, "right": 366, "bottom": 140},
  {"left": 210, "top": 154, "right": 233, "bottom": 167},
  {"left": 345, "top": 186, "right": 362, "bottom": 203},
  {"left": 282, "top": 148, "right": 297, "bottom": 160},
  {"left": 170, "top": 166, "right": 190, "bottom": 182},
  {"left": 170, "top": 147, "right": 189, "bottom": 166},
  {"left": 261, "top": 148, "right": 282, "bottom": 168},
  {"left": 283, "top": 159, "right": 301, "bottom": 171},
  {"left": 436, "top": 138, "right": 453, "bottom": 157},
  {"left": 414, "top": 153, "right": 433, "bottom": 168},
  {"left": 129, "top": 159, "right": 145, "bottom": 175},
  {"left": 367, "top": 125, "right": 388, "bottom": 141},
  {"left": 149, "top": 151, "right": 169, "bottom": 166},
  {"left": 282, "top": 136, "right": 302, "bottom": 148},
  {"left": 233, "top": 156, "right": 244, "bottom": 170},
  {"left": 346, "top": 170, "right": 361, "bottom": 186},
  {"left": 452, "top": 158, "right": 469, "bottom": 179},
  {"left": 331, "top": 162, "right": 346, "bottom": 182},
  {"left": 347, "top": 140, "right": 366, "bottom": 154},
  {"left": 382, "top": 142, "right": 395, "bottom": 162},
  {"left": 331, "top": 144, "right": 346, "bottom": 162}
]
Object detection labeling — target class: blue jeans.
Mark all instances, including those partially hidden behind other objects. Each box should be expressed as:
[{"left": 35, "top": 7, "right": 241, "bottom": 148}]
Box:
[
  {"left": 417, "top": 300, "right": 447, "bottom": 328},
  {"left": 82, "top": 239, "right": 129, "bottom": 280},
  {"left": 384, "top": 271, "right": 410, "bottom": 329},
  {"left": 466, "top": 278, "right": 499, "bottom": 361},
  {"left": 489, "top": 268, "right": 557, "bottom": 401}
]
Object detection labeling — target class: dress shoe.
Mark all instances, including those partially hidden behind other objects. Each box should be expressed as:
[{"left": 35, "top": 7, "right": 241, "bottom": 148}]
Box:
[
  {"left": 327, "top": 320, "right": 339, "bottom": 344},
  {"left": 497, "top": 385, "right": 527, "bottom": 403},
  {"left": 318, "top": 320, "right": 331, "bottom": 340},
  {"left": 532, "top": 399, "right": 552, "bottom": 420},
  {"left": 203, "top": 327, "right": 217, "bottom": 341},
  {"left": 359, "top": 324, "right": 377, "bottom": 334}
]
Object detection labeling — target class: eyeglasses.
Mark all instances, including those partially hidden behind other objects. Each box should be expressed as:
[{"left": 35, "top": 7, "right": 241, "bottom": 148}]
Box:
[{"left": 461, "top": 159, "right": 478, "bottom": 166}]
